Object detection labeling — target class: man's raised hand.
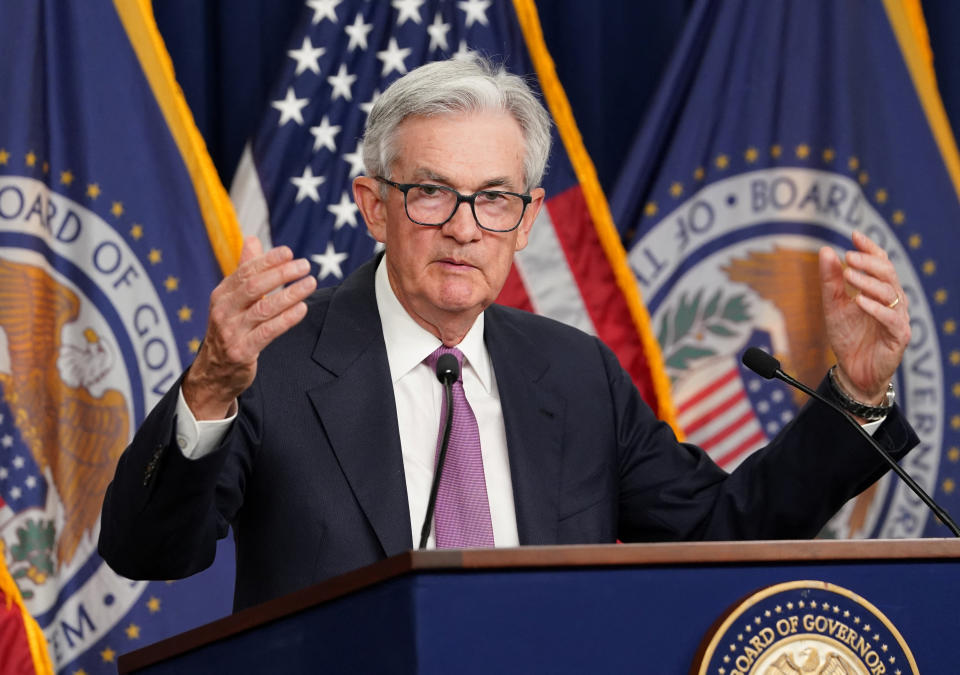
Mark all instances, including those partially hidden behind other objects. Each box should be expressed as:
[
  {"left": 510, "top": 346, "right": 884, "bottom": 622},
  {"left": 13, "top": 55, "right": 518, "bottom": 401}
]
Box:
[{"left": 182, "top": 237, "right": 317, "bottom": 420}]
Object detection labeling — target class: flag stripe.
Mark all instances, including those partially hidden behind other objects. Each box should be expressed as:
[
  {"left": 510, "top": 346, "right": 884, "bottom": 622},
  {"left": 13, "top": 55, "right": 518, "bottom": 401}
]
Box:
[
  {"left": 113, "top": 0, "right": 243, "bottom": 275},
  {"left": 682, "top": 388, "right": 747, "bottom": 436},
  {"left": 715, "top": 429, "right": 768, "bottom": 469},
  {"left": 513, "top": 194, "right": 596, "bottom": 334},
  {"left": 510, "top": 0, "right": 680, "bottom": 435},
  {"left": 675, "top": 368, "right": 740, "bottom": 415}
]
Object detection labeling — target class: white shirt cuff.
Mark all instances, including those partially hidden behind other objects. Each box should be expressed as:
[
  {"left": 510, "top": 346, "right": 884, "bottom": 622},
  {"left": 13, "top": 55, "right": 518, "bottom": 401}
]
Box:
[{"left": 175, "top": 387, "right": 236, "bottom": 460}]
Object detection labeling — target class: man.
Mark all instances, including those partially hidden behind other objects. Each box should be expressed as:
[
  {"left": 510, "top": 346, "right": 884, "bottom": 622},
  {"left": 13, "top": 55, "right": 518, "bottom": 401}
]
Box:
[{"left": 99, "top": 58, "right": 917, "bottom": 611}]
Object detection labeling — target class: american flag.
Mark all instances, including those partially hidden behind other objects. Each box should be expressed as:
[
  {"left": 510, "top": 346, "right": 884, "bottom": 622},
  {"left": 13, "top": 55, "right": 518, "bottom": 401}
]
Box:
[
  {"left": 229, "top": 0, "right": 676, "bottom": 422},
  {"left": 674, "top": 339, "right": 797, "bottom": 471}
]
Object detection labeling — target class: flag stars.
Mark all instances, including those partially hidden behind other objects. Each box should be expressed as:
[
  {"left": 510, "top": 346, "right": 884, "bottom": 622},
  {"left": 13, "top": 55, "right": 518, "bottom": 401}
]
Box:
[
  {"left": 344, "top": 13, "right": 374, "bottom": 51},
  {"left": 9, "top": 486, "right": 21, "bottom": 499},
  {"left": 714, "top": 154, "right": 729, "bottom": 169},
  {"left": 669, "top": 182, "right": 683, "bottom": 198},
  {"left": 822, "top": 148, "right": 836, "bottom": 163},
  {"left": 148, "top": 249, "right": 162, "bottom": 264},
  {"left": 951, "top": 351, "right": 960, "bottom": 366},
  {"left": 452, "top": 39, "right": 473, "bottom": 61},
  {"left": 25, "top": 151, "right": 37, "bottom": 167},
  {"left": 111, "top": 201, "right": 124, "bottom": 217},
  {"left": 770, "top": 145, "right": 782, "bottom": 158},
  {"left": 146, "top": 596, "right": 161, "bottom": 613},
  {"left": 458, "top": 0, "right": 491, "bottom": 27},
  {"left": 327, "top": 64, "right": 357, "bottom": 101},
  {"left": 948, "top": 447, "right": 959, "bottom": 462},
  {"left": 271, "top": 87, "right": 310, "bottom": 126},
  {"left": 922, "top": 259, "right": 935, "bottom": 275},
  {"left": 427, "top": 14, "right": 452, "bottom": 51},
  {"left": 291, "top": 166, "right": 326, "bottom": 203},
  {"left": 87, "top": 183, "right": 101, "bottom": 199},
  {"left": 892, "top": 209, "right": 905, "bottom": 224},
  {"left": 328, "top": 191, "right": 360, "bottom": 229},
  {"left": 164, "top": 276, "right": 179, "bottom": 292},
  {"left": 392, "top": 0, "right": 424, "bottom": 25},
  {"left": 310, "top": 116, "right": 341, "bottom": 154},
  {"left": 908, "top": 234, "right": 921, "bottom": 249},
  {"left": 0, "top": 148, "right": 9, "bottom": 164},
  {"left": 130, "top": 224, "right": 144, "bottom": 240},
  {"left": 73, "top": 669, "right": 88, "bottom": 675},
  {"left": 848, "top": 156, "right": 860, "bottom": 170},
  {"left": 360, "top": 90, "right": 380, "bottom": 116},
  {"left": 693, "top": 167, "right": 705, "bottom": 181},
  {"left": 875, "top": 188, "right": 888, "bottom": 203},
  {"left": 12, "top": 454, "right": 24, "bottom": 467},
  {"left": 125, "top": 623, "right": 141, "bottom": 640},
  {"left": 945, "top": 319, "right": 956, "bottom": 335},
  {"left": 795, "top": 144, "right": 810, "bottom": 159},
  {"left": 307, "top": 0, "right": 341, "bottom": 24},
  {"left": 60, "top": 170, "right": 74, "bottom": 186},
  {"left": 312, "top": 242, "right": 349, "bottom": 281},
  {"left": 287, "top": 36, "right": 326, "bottom": 76},
  {"left": 952, "top": 414, "right": 960, "bottom": 430},
  {"left": 858, "top": 171, "right": 869, "bottom": 185},
  {"left": 25, "top": 476, "right": 37, "bottom": 489},
  {"left": 377, "top": 38, "right": 412, "bottom": 77},
  {"left": 42, "top": 161, "right": 49, "bottom": 174},
  {"left": 343, "top": 143, "right": 365, "bottom": 178},
  {"left": 644, "top": 201, "right": 658, "bottom": 217},
  {"left": 177, "top": 306, "right": 191, "bottom": 322},
  {"left": 100, "top": 647, "right": 116, "bottom": 663},
  {"left": 935, "top": 288, "right": 947, "bottom": 304},
  {"left": 744, "top": 147, "right": 758, "bottom": 163},
  {"left": 188, "top": 338, "right": 201, "bottom": 354},
  {"left": 953, "top": 382, "right": 960, "bottom": 397}
]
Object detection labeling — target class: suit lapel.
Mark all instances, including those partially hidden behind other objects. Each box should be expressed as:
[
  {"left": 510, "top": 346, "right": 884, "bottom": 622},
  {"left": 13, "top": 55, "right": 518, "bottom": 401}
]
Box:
[
  {"left": 306, "top": 259, "right": 413, "bottom": 557},
  {"left": 485, "top": 307, "right": 564, "bottom": 545}
]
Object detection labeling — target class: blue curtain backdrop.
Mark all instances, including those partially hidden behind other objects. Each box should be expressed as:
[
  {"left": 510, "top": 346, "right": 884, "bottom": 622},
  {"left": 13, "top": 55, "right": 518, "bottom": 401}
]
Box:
[{"left": 153, "top": 0, "right": 960, "bottom": 201}]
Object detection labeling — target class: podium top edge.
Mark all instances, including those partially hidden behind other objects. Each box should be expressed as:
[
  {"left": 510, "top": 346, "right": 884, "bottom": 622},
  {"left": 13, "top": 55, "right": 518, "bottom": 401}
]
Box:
[{"left": 118, "top": 539, "right": 960, "bottom": 673}]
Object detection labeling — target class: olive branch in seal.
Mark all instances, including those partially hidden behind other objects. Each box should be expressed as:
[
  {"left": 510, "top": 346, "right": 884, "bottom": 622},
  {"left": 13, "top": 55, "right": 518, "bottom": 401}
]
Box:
[{"left": 656, "top": 288, "right": 752, "bottom": 376}]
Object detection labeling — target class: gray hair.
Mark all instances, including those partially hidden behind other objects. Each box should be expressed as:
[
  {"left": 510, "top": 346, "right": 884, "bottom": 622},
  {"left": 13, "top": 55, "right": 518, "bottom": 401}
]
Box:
[{"left": 361, "top": 56, "right": 552, "bottom": 191}]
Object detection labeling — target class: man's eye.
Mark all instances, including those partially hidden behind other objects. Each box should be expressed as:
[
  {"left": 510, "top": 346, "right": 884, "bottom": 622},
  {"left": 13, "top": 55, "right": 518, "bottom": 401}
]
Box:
[
  {"left": 479, "top": 191, "right": 506, "bottom": 202},
  {"left": 418, "top": 185, "right": 441, "bottom": 196}
]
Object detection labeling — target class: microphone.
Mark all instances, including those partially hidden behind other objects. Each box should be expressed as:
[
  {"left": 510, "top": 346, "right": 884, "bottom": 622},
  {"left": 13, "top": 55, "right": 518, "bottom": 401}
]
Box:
[
  {"left": 741, "top": 347, "right": 960, "bottom": 537},
  {"left": 418, "top": 353, "right": 460, "bottom": 549}
]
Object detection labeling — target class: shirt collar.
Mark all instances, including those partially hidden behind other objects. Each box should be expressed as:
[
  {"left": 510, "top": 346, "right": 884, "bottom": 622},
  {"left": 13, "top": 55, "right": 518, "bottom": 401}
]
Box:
[{"left": 374, "top": 255, "right": 493, "bottom": 393}]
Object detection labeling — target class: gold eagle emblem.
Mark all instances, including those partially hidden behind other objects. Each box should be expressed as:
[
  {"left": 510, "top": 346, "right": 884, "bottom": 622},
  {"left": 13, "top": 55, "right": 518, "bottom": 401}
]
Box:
[{"left": 0, "top": 258, "right": 129, "bottom": 567}]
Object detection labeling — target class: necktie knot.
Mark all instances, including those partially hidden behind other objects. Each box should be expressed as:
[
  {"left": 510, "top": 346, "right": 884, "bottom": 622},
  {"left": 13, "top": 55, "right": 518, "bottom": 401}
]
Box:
[{"left": 425, "top": 346, "right": 464, "bottom": 382}]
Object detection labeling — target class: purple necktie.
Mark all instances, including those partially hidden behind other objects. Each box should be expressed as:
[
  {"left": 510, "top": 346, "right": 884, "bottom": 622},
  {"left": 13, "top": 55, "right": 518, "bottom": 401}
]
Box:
[{"left": 425, "top": 346, "right": 495, "bottom": 548}]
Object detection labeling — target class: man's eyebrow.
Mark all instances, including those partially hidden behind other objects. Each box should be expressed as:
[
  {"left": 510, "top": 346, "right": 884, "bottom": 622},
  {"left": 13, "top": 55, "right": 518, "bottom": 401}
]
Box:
[{"left": 409, "top": 168, "right": 516, "bottom": 191}]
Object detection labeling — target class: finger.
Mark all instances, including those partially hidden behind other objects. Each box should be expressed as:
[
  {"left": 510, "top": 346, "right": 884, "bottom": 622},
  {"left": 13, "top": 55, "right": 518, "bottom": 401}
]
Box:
[
  {"left": 230, "top": 257, "right": 312, "bottom": 306},
  {"left": 246, "top": 274, "right": 317, "bottom": 326},
  {"left": 238, "top": 236, "right": 263, "bottom": 265},
  {"left": 243, "top": 298, "right": 312, "bottom": 356},
  {"left": 850, "top": 230, "right": 888, "bottom": 258},
  {"left": 842, "top": 266, "right": 903, "bottom": 309},
  {"left": 844, "top": 249, "right": 899, "bottom": 289},
  {"left": 229, "top": 245, "right": 296, "bottom": 292},
  {"left": 853, "top": 292, "right": 911, "bottom": 340}
]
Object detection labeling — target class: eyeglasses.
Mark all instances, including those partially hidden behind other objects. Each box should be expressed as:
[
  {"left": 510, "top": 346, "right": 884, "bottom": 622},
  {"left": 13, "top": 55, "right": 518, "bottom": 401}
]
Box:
[{"left": 375, "top": 176, "right": 532, "bottom": 233}]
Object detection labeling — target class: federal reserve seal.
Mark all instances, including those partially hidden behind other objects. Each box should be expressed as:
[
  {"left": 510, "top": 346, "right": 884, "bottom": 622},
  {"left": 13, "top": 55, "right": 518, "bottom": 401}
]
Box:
[
  {"left": 694, "top": 580, "right": 918, "bottom": 675},
  {"left": 630, "top": 159, "right": 958, "bottom": 538}
]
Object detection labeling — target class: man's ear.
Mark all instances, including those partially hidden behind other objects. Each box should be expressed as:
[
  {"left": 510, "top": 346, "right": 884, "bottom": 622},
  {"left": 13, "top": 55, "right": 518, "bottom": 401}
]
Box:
[
  {"left": 515, "top": 187, "right": 544, "bottom": 251},
  {"left": 353, "top": 176, "right": 387, "bottom": 242}
]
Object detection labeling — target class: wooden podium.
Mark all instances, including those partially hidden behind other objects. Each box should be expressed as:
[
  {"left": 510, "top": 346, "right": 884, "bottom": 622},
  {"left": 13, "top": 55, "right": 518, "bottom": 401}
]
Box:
[{"left": 118, "top": 539, "right": 960, "bottom": 673}]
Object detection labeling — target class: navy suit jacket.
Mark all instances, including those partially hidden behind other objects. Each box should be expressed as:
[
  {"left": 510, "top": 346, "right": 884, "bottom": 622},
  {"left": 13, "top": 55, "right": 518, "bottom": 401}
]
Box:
[{"left": 99, "top": 257, "right": 918, "bottom": 611}]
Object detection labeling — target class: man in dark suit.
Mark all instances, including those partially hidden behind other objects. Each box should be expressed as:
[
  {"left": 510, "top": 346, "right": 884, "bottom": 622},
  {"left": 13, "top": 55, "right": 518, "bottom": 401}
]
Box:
[{"left": 99, "top": 58, "right": 917, "bottom": 612}]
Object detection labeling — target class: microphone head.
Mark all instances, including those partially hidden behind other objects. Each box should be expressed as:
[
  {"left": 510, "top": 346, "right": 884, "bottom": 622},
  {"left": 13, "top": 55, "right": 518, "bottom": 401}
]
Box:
[
  {"left": 435, "top": 353, "right": 460, "bottom": 385},
  {"left": 742, "top": 347, "right": 781, "bottom": 379}
]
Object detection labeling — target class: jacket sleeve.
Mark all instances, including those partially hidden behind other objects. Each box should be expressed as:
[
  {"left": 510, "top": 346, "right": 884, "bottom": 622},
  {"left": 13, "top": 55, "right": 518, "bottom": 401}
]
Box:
[
  {"left": 604, "top": 341, "right": 920, "bottom": 541},
  {"left": 97, "top": 370, "right": 257, "bottom": 580}
]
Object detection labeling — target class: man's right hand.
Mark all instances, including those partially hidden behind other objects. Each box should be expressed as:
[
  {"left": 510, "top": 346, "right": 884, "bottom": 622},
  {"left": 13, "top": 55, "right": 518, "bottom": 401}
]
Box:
[{"left": 182, "top": 237, "right": 317, "bottom": 420}]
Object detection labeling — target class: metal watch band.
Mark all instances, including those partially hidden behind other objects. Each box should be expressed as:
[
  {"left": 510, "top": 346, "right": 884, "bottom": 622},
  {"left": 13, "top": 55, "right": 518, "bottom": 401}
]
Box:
[{"left": 826, "top": 365, "right": 893, "bottom": 421}]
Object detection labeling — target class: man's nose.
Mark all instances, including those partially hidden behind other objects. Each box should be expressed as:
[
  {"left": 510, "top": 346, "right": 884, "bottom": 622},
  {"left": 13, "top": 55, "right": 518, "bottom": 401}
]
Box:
[{"left": 442, "top": 199, "right": 481, "bottom": 242}]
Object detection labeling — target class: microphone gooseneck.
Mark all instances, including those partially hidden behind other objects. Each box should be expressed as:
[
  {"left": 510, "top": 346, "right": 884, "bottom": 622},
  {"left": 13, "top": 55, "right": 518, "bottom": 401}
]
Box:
[
  {"left": 418, "top": 353, "right": 460, "bottom": 549},
  {"left": 741, "top": 347, "right": 960, "bottom": 537}
]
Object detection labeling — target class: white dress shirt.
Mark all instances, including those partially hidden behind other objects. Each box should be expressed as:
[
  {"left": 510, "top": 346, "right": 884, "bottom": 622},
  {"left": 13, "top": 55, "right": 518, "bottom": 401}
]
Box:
[{"left": 174, "top": 256, "right": 519, "bottom": 548}]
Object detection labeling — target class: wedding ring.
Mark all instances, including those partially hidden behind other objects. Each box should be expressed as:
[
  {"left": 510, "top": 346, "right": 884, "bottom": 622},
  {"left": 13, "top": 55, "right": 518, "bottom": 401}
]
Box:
[{"left": 887, "top": 294, "right": 900, "bottom": 309}]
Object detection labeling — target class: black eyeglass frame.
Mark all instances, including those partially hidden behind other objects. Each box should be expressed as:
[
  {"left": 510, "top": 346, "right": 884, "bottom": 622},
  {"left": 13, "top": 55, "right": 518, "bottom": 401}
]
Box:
[{"left": 375, "top": 176, "right": 533, "bottom": 233}]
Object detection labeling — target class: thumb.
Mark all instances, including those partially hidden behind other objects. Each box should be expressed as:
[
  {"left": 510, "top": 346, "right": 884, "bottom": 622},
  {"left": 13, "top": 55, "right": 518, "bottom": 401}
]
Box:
[{"left": 819, "top": 245, "right": 846, "bottom": 300}]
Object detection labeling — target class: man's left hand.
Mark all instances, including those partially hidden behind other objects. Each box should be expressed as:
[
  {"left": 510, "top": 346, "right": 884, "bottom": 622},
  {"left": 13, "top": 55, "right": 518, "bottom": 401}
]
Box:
[{"left": 819, "top": 230, "right": 911, "bottom": 404}]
